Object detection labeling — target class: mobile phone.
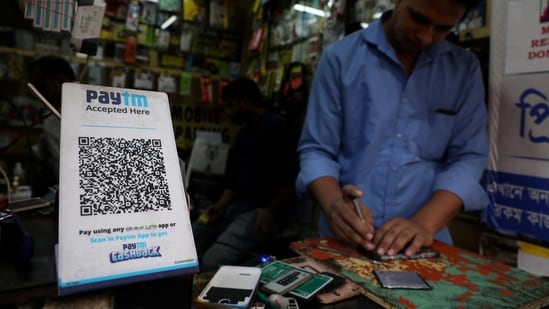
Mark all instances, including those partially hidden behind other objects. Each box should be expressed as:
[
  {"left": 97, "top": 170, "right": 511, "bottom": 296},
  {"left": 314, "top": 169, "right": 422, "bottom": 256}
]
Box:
[
  {"left": 261, "top": 269, "right": 312, "bottom": 295},
  {"left": 8, "top": 197, "right": 52, "bottom": 213},
  {"left": 361, "top": 247, "right": 440, "bottom": 262},
  {"left": 196, "top": 266, "right": 262, "bottom": 308}
]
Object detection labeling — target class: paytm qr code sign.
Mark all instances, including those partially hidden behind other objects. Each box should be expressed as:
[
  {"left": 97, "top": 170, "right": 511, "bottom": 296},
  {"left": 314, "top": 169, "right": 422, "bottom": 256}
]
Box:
[
  {"left": 79, "top": 137, "right": 170, "bottom": 216},
  {"left": 57, "top": 83, "right": 198, "bottom": 295}
]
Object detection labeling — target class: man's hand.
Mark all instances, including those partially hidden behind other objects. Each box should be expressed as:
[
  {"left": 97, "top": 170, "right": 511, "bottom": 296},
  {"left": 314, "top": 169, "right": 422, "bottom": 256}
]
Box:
[
  {"left": 368, "top": 190, "right": 463, "bottom": 256},
  {"left": 370, "top": 217, "right": 434, "bottom": 257},
  {"left": 325, "top": 184, "right": 375, "bottom": 247},
  {"left": 198, "top": 189, "right": 233, "bottom": 225},
  {"left": 198, "top": 203, "right": 225, "bottom": 224}
]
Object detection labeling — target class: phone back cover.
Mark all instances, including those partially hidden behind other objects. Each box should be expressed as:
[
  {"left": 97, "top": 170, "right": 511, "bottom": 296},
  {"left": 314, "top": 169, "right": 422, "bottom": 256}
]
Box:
[{"left": 196, "top": 266, "right": 261, "bottom": 309}]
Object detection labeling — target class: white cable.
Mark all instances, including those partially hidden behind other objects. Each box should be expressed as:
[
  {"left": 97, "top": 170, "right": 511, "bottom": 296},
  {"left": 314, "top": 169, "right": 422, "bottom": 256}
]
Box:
[
  {"left": 0, "top": 163, "right": 11, "bottom": 203},
  {"left": 27, "top": 82, "right": 61, "bottom": 119}
]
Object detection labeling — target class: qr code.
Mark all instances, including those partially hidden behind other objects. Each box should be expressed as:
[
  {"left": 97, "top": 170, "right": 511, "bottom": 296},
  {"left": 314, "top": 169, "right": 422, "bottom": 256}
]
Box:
[{"left": 78, "top": 137, "right": 171, "bottom": 216}]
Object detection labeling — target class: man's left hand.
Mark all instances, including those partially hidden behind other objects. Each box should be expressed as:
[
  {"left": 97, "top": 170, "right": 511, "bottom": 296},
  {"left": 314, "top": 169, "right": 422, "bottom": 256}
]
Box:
[{"left": 370, "top": 217, "right": 434, "bottom": 257}]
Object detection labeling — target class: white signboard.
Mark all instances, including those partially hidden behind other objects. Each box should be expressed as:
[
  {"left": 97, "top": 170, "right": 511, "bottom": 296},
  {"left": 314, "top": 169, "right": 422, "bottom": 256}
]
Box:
[
  {"left": 487, "top": 0, "right": 549, "bottom": 243},
  {"left": 485, "top": 74, "right": 549, "bottom": 242},
  {"left": 505, "top": 0, "right": 549, "bottom": 74},
  {"left": 57, "top": 83, "right": 198, "bottom": 295}
]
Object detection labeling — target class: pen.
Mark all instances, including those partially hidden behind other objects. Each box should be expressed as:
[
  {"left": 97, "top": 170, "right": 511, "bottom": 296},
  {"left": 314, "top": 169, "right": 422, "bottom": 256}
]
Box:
[{"left": 352, "top": 198, "right": 366, "bottom": 223}]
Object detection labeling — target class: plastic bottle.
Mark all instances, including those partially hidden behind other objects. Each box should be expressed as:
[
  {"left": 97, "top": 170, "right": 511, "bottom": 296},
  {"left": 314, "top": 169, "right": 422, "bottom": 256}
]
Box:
[{"left": 13, "top": 162, "right": 25, "bottom": 185}]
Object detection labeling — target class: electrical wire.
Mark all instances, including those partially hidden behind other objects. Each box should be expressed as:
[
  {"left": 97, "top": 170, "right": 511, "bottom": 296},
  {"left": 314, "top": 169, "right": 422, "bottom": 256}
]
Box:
[
  {"left": 0, "top": 112, "right": 52, "bottom": 151},
  {"left": 78, "top": 54, "right": 89, "bottom": 83},
  {"left": 0, "top": 162, "right": 12, "bottom": 202},
  {"left": 0, "top": 95, "right": 33, "bottom": 154}
]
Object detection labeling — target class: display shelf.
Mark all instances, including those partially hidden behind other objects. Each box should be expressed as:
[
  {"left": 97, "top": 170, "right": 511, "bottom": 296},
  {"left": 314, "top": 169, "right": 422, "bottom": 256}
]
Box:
[
  {"left": 459, "top": 26, "right": 490, "bottom": 41},
  {"left": 458, "top": 0, "right": 491, "bottom": 42},
  {"left": 0, "top": 46, "right": 230, "bottom": 80}
]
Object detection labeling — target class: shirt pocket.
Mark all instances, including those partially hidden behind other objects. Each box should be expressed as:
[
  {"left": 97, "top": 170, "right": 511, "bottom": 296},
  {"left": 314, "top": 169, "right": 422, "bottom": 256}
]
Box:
[{"left": 416, "top": 109, "right": 456, "bottom": 160}]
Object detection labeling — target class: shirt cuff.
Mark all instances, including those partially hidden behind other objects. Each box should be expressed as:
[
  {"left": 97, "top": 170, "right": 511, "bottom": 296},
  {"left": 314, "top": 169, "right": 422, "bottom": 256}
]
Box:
[{"left": 296, "top": 157, "right": 340, "bottom": 199}]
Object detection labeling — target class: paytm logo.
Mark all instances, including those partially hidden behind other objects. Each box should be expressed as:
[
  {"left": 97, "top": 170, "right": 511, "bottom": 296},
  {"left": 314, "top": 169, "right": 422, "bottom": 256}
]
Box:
[
  {"left": 86, "top": 90, "right": 149, "bottom": 108},
  {"left": 515, "top": 88, "right": 549, "bottom": 143}
]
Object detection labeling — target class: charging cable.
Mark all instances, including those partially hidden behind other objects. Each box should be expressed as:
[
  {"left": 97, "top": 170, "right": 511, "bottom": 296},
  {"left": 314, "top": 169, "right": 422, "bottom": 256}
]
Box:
[{"left": 0, "top": 163, "right": 12, "bottom": 203}]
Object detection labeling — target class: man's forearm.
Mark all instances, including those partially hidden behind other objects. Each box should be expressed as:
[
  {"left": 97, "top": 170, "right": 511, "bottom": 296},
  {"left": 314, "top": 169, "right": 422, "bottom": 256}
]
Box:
[
  {"left": 411, "top": 190, "right": 463, "bottom": 236},
  {"left": 309, "top": 176, "right": 344, "bottom": 214}
]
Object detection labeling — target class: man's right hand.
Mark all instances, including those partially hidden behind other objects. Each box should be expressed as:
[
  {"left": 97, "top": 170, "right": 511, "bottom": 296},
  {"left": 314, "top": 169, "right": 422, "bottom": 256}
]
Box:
[
  {"left": 327, "top": 185, "right": 375, "bottom": 247},
  {"left": 310, "top": 178, "right": 375, "bottom": 248}
]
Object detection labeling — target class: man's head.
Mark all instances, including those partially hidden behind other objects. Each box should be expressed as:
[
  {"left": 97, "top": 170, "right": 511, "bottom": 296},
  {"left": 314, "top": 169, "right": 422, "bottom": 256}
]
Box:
[
  {"left": 222, "top": 77, "right": 264, "bottom": 125},
  {"left": 385, "top": 0, "right": 482, "bottom": 54},
  {"left": 28, "top": 56, "right": 76, "bottom": 108}
]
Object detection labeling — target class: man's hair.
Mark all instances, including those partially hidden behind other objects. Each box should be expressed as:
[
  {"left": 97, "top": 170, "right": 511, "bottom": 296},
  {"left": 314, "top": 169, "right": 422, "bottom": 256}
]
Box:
[
  {"left": 221, "top": 77, "right": 264, "bottom": 108},
  {"left": 28, "top": 55, "right": 76, "bottom": 81}
]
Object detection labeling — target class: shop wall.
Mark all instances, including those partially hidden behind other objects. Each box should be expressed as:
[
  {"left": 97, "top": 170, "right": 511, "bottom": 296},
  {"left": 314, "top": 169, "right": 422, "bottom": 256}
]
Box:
[{"left": 0, "top": 0, "right": 255, "bottom": 179}]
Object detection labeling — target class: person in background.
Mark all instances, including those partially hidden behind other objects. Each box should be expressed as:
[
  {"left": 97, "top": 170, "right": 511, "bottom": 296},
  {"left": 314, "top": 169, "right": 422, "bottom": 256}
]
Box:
[
  {"left": 27, "top": 56, "right": 76, "bottom": 195},
  {"left": 296, "top": 0, "right": 488, "bottom": 258},
  {"left": 192, "top": 77, "right": 297, "bottom": 271}
]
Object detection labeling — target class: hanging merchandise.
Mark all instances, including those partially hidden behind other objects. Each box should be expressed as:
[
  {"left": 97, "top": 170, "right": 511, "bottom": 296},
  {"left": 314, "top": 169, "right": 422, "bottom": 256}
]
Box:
[
  {"left": 274, "top": 62, "right": 308, "bottom": 121},
  {"left": 159, "top": 0, "right": 181, "bottom": 12},
  {"left": 183, "top": 0, "right": 207, "bottom": 22},
  {"left": 248, "top": 24, "right": 265, "bottom": 52},
  {"left": 209, "top": 0, "right": 228, "bottom": 28},
  {"left": 179, "top": 72, "right": 192, "bottom": 95},
  {"left": 218, "top": 79, "right": 230, "bottom": 105},
  {"left": 323, "top": 0, "right": 346, "bottom": 48},
  {"left": 200, "top": 76, "right": 213, "bottom": 103},
  {"left": 158, "top": 74, "right": 177, "bottom": 93},
  {"left": 134, "top": 70, "right": 154, "bottom": 90},
  {"left": 124, "top": 35, "right": 137, "bottom": 64},
  {"left": 141, "top": 1, "right": 158, "bottom": 25},
  {"left": 126, "top": 1, "right": 140, "bottom": 31},
  {"left": 111, "top": 67, "right": 127, "bottom": 88}
]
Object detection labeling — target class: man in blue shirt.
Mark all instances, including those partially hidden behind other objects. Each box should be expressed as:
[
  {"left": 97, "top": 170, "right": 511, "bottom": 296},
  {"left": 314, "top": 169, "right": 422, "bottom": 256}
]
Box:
[{"left": 296, "top": 0, "right": 488, "bottom": 258}]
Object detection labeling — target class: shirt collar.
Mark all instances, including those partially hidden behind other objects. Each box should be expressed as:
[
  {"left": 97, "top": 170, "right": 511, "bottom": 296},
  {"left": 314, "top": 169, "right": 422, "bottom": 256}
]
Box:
[{"left": 360, "top": 10, "right": 452, "bottom": 62}]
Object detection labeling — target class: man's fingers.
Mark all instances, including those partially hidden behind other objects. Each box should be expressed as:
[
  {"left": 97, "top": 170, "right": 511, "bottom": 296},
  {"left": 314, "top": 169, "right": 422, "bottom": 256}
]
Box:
[
  {"left": 341, "top": 184, "right": 363, "bottom": 199},
  {"left": 373, "top": 218, "right": 435, "bottom": 256},
  {"left": 332, "top": 219, "right": 364, "bottom": 245},
  {"left": 403, "top": 236, "right": 425, "bottom": 256}
]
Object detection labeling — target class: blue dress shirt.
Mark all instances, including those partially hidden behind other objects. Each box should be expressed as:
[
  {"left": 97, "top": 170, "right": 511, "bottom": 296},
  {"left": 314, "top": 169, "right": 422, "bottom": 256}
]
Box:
[{"left": 296, "top": 17, "right": 489, "bottom": 244}]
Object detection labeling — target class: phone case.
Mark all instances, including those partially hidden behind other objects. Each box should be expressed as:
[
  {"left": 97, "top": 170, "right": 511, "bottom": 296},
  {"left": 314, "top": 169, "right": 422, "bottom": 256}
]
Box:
[
  {"left": 279, "top": 256, "right": 362, "bottom": 304},
  {"left": 196, "top": 266, "right": 262, "bottom": 308},
  {"left": 373, "top": 270, "right": 432, "bottom": 290}
]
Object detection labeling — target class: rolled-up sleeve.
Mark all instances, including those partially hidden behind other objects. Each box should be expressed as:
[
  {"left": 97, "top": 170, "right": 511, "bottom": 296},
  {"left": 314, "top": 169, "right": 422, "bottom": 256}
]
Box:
[
  {"left": 433, "top": 58, "right": 489, "bottom": 211},
  {"left": 296, "top": 48, "right": 343, "bottom": 198}
]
